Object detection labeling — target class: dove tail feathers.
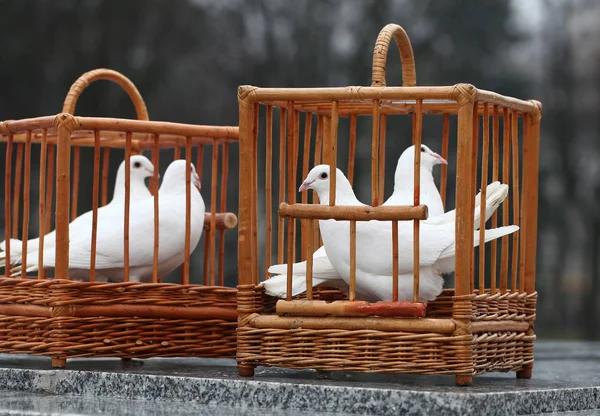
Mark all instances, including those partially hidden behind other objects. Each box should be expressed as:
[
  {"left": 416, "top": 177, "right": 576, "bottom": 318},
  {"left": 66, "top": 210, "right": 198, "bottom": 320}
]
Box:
[
  {"left": 472, "top": 182, "right": 509, "bottom": 230},
  {"left": 436, "top": 225, "right": 519, "bottom": 274},
  {"left": 260, "top": 274, "right": 347, "bottom": 298}
]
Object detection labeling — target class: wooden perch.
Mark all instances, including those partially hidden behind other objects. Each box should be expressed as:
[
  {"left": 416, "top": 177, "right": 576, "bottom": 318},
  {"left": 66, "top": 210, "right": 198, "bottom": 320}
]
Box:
[
  {"left": 203, "top": 212, "right": 237, "bottom": 231},
  {"left": 279, "top": 203, "right": 428, "bottom": 221},
  {"left": 276, "top": 300, "right": 427, "bottom": 318}
]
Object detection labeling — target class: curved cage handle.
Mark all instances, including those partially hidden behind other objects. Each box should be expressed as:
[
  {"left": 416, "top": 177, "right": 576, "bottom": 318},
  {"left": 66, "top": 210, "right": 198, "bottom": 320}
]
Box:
[
  {"left": 371, "top": 23, "right": 417, "bottom": 87},
  {"left": 62, "top": 68, "right": 149, "bottom": 120}
]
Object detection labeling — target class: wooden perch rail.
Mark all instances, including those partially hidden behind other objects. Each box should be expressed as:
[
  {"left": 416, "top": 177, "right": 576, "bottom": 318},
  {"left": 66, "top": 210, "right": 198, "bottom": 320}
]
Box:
[
  {"left": 204, "top": 212, "right": 237, "bottom": 231},
  {"left": 278, "top": 203, "right": 428, "bottom": 221},
  {"left": 276, "top": 300, "right": 427, "bottom": 318},
  {"left": 249, "top": 314, "right": 456, "bottom": 334}
]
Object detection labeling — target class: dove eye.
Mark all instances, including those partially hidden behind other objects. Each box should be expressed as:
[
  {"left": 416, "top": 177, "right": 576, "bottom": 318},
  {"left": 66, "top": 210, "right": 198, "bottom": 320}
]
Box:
[
  {"left": 133, "top": 161, "right": 141, "bottom": 168},
  {"left": 420, "top": 145, "right": 426, "bottom": 153},
  {"left": 319, "top": 172, "right": 328, "bottom": 179}
]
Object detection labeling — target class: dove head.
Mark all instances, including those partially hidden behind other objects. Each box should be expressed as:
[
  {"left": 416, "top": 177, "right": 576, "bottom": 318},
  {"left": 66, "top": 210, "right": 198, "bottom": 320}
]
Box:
[
  {"left": 161, "top": 159, "right": 202, "bottom": 192},
  {"left": 112, "top": 155, "right": 155, "bottom": 202},
  {"left": 398, "top": 144, "right": 447, "bottom": 171},
  {"left": 394, "top": 144, "right": 446, "bottom": 187},
  {"left": 299, "top": 164, "right": 356, "bottom": 205}
]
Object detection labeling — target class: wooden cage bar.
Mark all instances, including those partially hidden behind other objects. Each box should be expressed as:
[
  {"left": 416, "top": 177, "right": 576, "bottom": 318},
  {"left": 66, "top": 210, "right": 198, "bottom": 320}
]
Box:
[
  {"left": 71, "top": 146, "right": 80, "bottom": 220},
  {"left": 479, "top": 104, "right": 490, "bottom": 294},
  {"left": 37, "top": 129, "right": 48, "bottom": 278},
  {"left": 440, "top": 114, "right": 449, "bottom": 208},
  {"left": 511, "top": 111, "right": 520, "bottom": 292},
  {"left": 89, "top": 130, "right": 101, "bottom": 283},
  {"left": 4, "top": 134, "right": 12, "bottom": 276},
  {"left": 12, "top": 143, "right": 23, "bottom": 238},
  {"left": 20, "top": 132, "right": 32, "bottom": 278}
]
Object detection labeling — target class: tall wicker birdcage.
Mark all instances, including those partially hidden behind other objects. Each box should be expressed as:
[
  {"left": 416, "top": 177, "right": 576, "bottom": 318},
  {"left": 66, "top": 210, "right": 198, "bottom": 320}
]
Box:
[
  {"left": 0, "top": 69, "right": 239, "bottom": 366},
  {"left": 236, "top": 24, "right": 542, "bottom": 386}
]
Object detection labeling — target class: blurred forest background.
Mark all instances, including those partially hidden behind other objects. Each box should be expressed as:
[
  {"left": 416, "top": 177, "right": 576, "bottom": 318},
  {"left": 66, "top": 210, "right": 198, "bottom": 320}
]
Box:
[{"left": 0, "top": 0, "right": 598, "bottom": 339}]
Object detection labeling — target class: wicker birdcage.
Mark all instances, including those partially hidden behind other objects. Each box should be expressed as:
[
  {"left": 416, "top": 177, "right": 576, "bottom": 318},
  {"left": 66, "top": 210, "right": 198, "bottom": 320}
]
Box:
[
  {"left": 0, "top": 69, "right": 239, "bottom": 366},
  {"left": 236, "top": 24, "right": 542, "bottom": 386}
]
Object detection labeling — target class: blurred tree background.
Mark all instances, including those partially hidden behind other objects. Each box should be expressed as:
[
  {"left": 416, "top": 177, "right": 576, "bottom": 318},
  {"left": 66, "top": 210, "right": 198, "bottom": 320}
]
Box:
[{"left": 0, "top": 0, "right": 598, "bottom": 338}]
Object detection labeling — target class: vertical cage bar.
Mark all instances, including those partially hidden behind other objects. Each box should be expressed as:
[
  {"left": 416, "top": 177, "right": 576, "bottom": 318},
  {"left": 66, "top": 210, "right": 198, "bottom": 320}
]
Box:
[
  {"left": 174, "top": 147, "right": 181, "bottom": 160},
  {"left": 314, "top": 116, "right": 324, "bottom": 248},
  {"left": 101, "top": 147, "right": 110, "bottom": 206},
  {"left": 89, "top": 130, "right": 101, "bottom": 283},
  {"left": 285, "top": 104, "right": 296, "bottom": 300},
  {"left": 45, "top": 144, "right": 55, "bottom": 235},
  {"left": 328, "top": 102, "right": 339, "bottom": 207},
  {"left": 392, "top": 220, "right": 399, "bottom": 302},
  {"left": 378, "top": 114, "right": 387, "bottom": 205},
  {"left": 440, "top": 114, "right": 450, "bottom": 208},
  {"left": 412, "top": 100, "right": 423, "bottom": 302},
  {"left": 123, "top": 132, "right": 132, "bottom": 283},
  {"left": 183, "top": 136, "right": 192, "bottom": 285},
  {"left": 470, "top": 108, "right": 480, "bottom": 293},
  {"left": 349, "top": 220, "right": 357, "bottom": 301},
  {"left": 301, "top": 112, "right": 313, "bottom": 260},
  {"left": 371, "top": 100, "right": 380, "bottom": 206},
  {"left": 522, "top": 104, "right": 541, "bottom": 294},
  {"left": 20, "top": 132, "right": 32, "bottom": 278},
  {"left": 519, "top": 114, "right": 530, "bottom": 293},
  {"left": 210, "top": 140, "right": 219, "bottom": 286},
  {"left": 218, "top": 141, "right": 229, "bottom": 286},
  {"left": 4, "top": 134, "right": 12, "bottom": 277},
  {"left": 37, "top": 130, "right": 48, "bottom": 279},
  {"left": 348, "top": 115, "right": 357, "bottom": 186},
  {"left": 479, "top": 104, "right": 490, "bottom": 294},
  {"left": 500, "top": 108, "right": 510, "bottom": 293},
  {"left": 71, "top": 146, "right": 80, "bottom": 221},
  {"left": 54, "top": 116, "right": 73, "bottom": 280},
  {"left": 306, "top": 218, "right": 314, "bottom": 300},
  {"left": 511, "top": 111, "right": 520, "bottom": 292},
  {"left": 265, "top": 106, "right": 273, "bottom": 279},
  {"left": 237, "top": 91, "right": 254, "bottom": 287},
  {"left": 12, "top": 143, "right": 23, "bottom": 238},
  {"left": 196, "top": 145, "right": 204, "bottom": 180},
  {"left": 152, "top": 134, "right": 160, "bottom": 284},
  {"left": 277, "top": 107, "right": 287, "bottom": 264},
  {"left": 252, "top": 103, "right": 260, "bottom": 285},
  {"left": 454, "top": 92, "right": 475, "bottom": 298},
  {"left": 490, "top": 105, "right": 500, "bottom": 293},
  {"left": 291, "top": 107, "right": 300, "bottom": 264}
]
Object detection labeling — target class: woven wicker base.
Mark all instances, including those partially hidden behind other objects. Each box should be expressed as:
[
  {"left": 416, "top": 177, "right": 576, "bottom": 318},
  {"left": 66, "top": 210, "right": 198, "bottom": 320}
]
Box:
[
  {"left": 0, "top": 278, "right": 238, "bottom": 365},
  {"left": 236, "top": 285, "right": 537, "bottom": 384}
]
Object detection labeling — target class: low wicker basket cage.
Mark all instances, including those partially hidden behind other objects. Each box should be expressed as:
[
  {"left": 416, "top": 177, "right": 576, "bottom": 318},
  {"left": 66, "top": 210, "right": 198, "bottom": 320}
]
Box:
[
  {"left": 236, "top": 24, "right": 541, "bottom": 386},
  {"left": 0, "top": 69, "right": 239, "bottom": 366}
]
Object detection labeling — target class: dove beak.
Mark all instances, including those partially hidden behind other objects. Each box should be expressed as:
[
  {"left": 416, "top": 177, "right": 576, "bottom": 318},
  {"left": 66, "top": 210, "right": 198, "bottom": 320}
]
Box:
[
  {"left": 433, "top": 153, "right": 448, "bottom": 165},
  {"left": 299, "top": 180, "right": 314, "bottom": 192},
  {"left": 147, "top": 168, "right": 160, "bottom": 178}
]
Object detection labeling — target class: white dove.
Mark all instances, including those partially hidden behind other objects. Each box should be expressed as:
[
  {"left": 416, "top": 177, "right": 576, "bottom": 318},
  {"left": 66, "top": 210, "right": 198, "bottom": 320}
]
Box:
[
  {"left": 13, "top": 160, "right": 205, "bottom": 283},
  {"left": 0, "top": 155, "right": 155, "bottom": 269},
  {"left": 262, "top": 144, "right": 447, "bottom": 298},
  {"left": 297, "top": 164, "right": 518, "bottom": 302}
]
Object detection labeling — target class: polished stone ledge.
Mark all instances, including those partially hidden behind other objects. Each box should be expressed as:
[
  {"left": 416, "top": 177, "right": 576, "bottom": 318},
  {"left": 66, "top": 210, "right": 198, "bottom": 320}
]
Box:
[{"left": 0, "top": 341, "right": 597, "bottom": 415}]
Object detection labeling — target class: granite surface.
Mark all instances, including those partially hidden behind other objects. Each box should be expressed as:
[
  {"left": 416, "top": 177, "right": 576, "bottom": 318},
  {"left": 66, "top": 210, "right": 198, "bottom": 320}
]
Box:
[{"left": 0, "top": 341, "right": 597, "bottom": 415}]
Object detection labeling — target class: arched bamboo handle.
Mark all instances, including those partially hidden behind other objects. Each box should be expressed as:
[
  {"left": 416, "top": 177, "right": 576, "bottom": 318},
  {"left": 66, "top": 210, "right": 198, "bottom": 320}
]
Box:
[
  {"left": 371, "top": 24, "right": 417, "bottom": 87},
  {"left": 62, "top": 68, "right": 149, "bottom": 120}
]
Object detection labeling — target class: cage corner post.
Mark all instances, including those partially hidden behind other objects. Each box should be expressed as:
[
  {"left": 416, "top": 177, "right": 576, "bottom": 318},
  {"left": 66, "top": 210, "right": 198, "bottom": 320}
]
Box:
[
  {"left": 452, "top": 83, "right": 478, "bottom": 387},
  {"left": 516, "top": 100, "right": 542, "bottom": 380},
  {"left": 50, "top": 112, "right": 76, "bottom": 368},
  {"left": 236, "top": 86, "right": 259, "bottom": 377}
]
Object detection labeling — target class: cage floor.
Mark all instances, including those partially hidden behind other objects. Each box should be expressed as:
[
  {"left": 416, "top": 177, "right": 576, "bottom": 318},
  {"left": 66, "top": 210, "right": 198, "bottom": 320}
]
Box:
[{"left": 0, "top": 341, "right": 596, "bottom": 416}]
